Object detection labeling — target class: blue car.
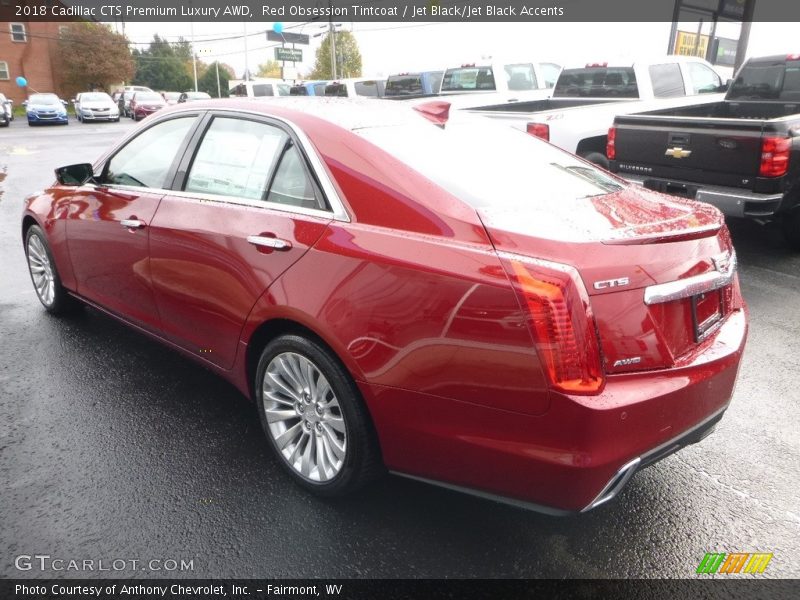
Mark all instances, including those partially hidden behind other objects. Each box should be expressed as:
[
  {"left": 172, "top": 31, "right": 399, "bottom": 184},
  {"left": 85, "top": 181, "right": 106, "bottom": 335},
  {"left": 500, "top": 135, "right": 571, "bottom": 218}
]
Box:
[
  {"left": 25, "top": 93, "right": 69, "bottom": 126},
  {"left": 289, "top": 81, "right": 329, "bottom": 96}
]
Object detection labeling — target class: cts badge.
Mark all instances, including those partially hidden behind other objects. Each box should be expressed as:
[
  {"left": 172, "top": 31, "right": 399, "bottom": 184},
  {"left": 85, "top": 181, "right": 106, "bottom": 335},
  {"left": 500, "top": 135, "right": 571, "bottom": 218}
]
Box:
[{"left": 593, "top": 277, "right": 630, "bottom": 290}]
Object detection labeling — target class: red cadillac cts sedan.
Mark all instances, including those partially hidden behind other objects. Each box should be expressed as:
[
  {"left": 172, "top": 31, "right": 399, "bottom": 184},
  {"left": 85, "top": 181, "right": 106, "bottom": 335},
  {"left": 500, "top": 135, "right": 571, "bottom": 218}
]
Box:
[
  {"left": 129, "top": 91, "right": 167, "bottom": 121},
  {"left": 21, "top": 98, "right": 747, "bottom": 514}
]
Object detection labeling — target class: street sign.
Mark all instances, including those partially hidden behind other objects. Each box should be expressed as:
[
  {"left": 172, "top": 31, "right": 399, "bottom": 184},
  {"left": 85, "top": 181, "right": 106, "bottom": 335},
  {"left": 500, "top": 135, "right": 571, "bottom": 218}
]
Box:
[
  {"left": 267, "top": 31, "right": 310, "bottom": 45},
  {"left": 275, "top": 47, "right": 303, "bottom": 62}
]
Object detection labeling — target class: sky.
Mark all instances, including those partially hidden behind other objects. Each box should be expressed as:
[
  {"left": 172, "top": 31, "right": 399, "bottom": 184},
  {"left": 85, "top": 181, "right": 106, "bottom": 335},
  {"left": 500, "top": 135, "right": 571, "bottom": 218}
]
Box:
[{"left": 117, "top": 21, "right": 800, "bottom": 81}]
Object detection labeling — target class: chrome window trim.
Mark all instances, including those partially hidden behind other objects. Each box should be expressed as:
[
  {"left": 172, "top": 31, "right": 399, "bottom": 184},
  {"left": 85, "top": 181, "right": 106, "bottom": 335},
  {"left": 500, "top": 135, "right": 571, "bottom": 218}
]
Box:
[
  {"left": 94, "top": 107, "right": 351, "bottom": 223},
  {"left": 644, "top": 251, "right": 737, "bottom": 305}
]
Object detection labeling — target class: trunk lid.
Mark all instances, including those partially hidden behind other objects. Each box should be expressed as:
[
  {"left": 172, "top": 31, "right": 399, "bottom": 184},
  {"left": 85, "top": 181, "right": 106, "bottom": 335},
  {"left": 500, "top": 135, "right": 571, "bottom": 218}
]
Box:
[{"left": 480, "top": 187, "right": 737, "bottom": 374}]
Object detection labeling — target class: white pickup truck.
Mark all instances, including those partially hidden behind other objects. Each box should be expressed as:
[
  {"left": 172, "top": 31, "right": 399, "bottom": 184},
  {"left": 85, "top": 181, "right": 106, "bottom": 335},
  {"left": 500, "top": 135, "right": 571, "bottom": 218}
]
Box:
[
  {"left": 439, "top": 60, "right": 562, "bottom": 104},
  {"left": 459, "top": 56, "right": 727, "bottom": 167}
]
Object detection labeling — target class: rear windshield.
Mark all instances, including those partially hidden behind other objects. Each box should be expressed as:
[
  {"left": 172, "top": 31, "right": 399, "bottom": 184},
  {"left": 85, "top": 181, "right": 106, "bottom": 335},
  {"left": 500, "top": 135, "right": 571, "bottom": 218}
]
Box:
[
  {"left": 553, "top": 67, "right": 639, "bottom": 98},
  {"left": 290, "top": 85, "right": 308, "bottom": 96},
  {"left": 357, "top": 117, "right": 623, "bottom": 209},
  {"left": 386, "top": 75, "right": 423, "bottom": 97},
  {"left": 442, "top": 67, "right": 496, "bottom": 91},
  {"left": 728, "top": 60, "right": 800, "bottom": 101},
  {"left": 325, "top": 84, "right": 348, "bottom": 97},
  {"left": 355, "top": 80, "right": 384, "bottom": 97}
]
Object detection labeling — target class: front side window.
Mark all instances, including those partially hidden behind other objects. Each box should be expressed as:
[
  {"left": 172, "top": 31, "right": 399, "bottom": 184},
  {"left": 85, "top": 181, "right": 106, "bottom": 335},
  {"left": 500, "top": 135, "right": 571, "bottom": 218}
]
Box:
[
  {"left": 185, "top": 117, "right": 287, "bottom": 200},
  {"left": 10, "top": 23, "right": 26, "bottom": 43},
  {"left": 252, "top": 84, "right": 273, "bottom": 97},
  {"left": 105, "top": 117, "right": 195, "bottom": 188},
  {"left": 541, "top": 63, "right": 562, "bottom": 88},
  {"left": 687, "top": 62, "right": 722, "bottom": 94},
  {"left": 504, "top": 64, "right": 538, "bottom": 91},
  {"left": 650, "top": 63, "right": 686, "bottom": 98}
]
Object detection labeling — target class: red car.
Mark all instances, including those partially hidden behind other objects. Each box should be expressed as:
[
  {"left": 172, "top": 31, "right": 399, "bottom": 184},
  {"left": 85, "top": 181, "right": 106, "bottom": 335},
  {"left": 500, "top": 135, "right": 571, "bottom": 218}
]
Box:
[
  {"left": 128, "top": 91, "right": 166, "bottom": 121},
  {"left": 21, "top": 98, "right": 747, "bottom": 513}
]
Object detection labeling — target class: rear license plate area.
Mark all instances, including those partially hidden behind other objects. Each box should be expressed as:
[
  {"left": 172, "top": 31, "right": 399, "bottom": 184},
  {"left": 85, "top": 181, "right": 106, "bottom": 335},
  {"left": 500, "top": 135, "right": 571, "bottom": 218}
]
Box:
[
  {"left": 644, "top": 179, "right": 698, "bottom": 199},
  {"left": 691, "top": 289, "right": 723, "bottom": 342}
]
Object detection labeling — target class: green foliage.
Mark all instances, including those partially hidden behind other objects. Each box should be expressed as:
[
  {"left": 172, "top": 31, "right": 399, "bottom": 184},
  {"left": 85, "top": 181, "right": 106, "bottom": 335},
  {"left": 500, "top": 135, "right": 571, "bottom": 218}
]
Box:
[
  {"left": 197, "top": 62, "right": 230, "bottom": 98},
  {"left": 309, "top": 31, "right": 362, "bottom": 79},
  {"left": 55, "top": 23, "right": 135, "bottom": 97},
  {"left": 257, "top": 60, "right": 282, "bottom": 78},
  {"left": 132, "top": 34, "right": 193, "bottom": 92}
]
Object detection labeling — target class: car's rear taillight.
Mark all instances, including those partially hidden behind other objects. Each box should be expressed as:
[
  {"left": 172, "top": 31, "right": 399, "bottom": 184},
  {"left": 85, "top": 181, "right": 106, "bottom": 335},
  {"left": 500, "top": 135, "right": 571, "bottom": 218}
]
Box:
[
  {"left": 526, "top": 122, "right": 549, "bottom": 141},
  {"left": 500, "top": 253, "right": 605, "bottom": 395},
  {"left": 606, "top": 126, "right": 616, "bottom": 160},
  {"left": 759, "top": 136, "right": 791, "bottom": 177}
]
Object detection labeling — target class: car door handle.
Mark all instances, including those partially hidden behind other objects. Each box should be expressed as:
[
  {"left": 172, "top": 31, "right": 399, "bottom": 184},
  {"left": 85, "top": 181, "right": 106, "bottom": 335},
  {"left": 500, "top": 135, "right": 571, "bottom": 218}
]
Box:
[
  {"left": 120, "top": 219, "right": 146, "bottom": 229},
  {"left": 247, "top": 235, "right": 292, "bottom": 251}
]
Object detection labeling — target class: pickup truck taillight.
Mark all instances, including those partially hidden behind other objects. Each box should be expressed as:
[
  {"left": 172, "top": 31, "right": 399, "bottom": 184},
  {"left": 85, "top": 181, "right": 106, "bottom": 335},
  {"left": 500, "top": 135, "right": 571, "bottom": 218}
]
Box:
[
  {"left": 606, "top": 126, "right": 616, "bottom": 160},
  {"left": 499, "top": 253, "right": 605, "bottom": 395},
  {"left": 759, "top": 136, "right": 791, "bottom": 177},
  {"left": 526, "top": 122, "right": 549, "bottom": 141}
]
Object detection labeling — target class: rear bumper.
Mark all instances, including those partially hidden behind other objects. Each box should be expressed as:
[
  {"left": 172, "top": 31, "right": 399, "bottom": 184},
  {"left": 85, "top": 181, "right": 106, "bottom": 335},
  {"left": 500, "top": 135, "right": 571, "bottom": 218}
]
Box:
[
  {"left": 363, "top": 308, "right": 747, "bottom": 514},
  {"left": 622, "top": 174, "right": 784, "bottom": 218}
]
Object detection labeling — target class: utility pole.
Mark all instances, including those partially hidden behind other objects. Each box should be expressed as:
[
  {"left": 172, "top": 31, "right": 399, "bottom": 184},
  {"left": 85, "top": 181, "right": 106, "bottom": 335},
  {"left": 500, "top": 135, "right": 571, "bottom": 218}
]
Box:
[
  {"left": 189, "top": 8, "right": 198, "bottom": 91},
  {"left": 329, "top": 1, "right": 337, "bottom": 79},
  {"left": 243, "top": 21, "right": 250, "bottom": 80}
]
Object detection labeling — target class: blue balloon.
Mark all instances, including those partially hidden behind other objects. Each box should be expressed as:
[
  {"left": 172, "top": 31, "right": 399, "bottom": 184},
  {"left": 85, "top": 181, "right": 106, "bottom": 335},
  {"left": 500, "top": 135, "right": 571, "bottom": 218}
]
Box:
[
  {"left": 272, "top": 22, "right": 283, "bottom": 34},
  {"left": 15, "top": 76, "right": 27, "bottom": 87}
]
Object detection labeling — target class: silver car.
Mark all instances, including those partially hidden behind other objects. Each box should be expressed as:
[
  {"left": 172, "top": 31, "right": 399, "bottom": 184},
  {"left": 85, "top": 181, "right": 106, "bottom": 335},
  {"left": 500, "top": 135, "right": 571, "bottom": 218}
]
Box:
[{"left": 73, "top": 92, "right": 120, "bottom": 123}]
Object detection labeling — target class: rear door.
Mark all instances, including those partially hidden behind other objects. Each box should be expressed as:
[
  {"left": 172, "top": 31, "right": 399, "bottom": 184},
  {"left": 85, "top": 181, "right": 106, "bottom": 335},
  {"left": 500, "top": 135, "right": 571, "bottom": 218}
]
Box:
[
  {"left": 66, "top": 114, "right": 200, "bottom": 331},
  {"left": 149, "top": 112, "right": 334, "bottom": 369}
]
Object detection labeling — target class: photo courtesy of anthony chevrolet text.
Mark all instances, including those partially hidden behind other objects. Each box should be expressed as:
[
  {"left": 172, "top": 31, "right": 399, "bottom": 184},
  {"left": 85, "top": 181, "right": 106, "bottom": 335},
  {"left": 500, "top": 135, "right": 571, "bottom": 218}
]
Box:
[{"left": 0, "top": 0, "right": 798, "bottom": 599}]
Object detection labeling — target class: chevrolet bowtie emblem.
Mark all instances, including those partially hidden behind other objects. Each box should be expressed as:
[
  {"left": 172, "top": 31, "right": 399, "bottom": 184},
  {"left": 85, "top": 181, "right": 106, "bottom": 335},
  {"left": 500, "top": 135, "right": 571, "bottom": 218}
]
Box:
[{"left": 665, "top": 147, "right": 692, "bottom": 159}]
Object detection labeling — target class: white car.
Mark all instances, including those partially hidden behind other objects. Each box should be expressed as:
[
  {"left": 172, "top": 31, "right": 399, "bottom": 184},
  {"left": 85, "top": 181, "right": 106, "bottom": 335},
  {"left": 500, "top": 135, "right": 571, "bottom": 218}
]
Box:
[
  {"left": 323, "top": 78, "right": 386, "bottom": 98},
  {"left": 229, "top": 78, "right": 291, "bottom": 98},
  {"left": 73, "top": 92, "right": 120, "bottom": 123}
]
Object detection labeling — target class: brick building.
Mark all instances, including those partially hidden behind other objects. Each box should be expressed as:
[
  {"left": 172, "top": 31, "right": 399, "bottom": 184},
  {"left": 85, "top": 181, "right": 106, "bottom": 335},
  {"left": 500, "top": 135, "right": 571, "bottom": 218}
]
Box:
[{"left": 1, "top": 3, "right": 67, "bottom": 104}]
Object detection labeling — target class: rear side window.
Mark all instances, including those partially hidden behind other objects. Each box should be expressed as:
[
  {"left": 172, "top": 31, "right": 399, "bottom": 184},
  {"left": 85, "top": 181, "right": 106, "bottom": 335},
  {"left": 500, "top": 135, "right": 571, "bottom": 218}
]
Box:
[
  {"left": 313, "top": 83, "right": 327, "bottom": 95},
  {"left": 649, "top": 63, "right": 686, "bottom": 98},
  {"left": 105, "top": 117, "right": 195, "bottom": 189},
  {"left": 442, "top": 67, "right": 496, "bottom": 91},
  {"left": 354, "top": 80, "right": 384, "bottom": 97},
  {"left": 290, "top": 85, "right": 308, "bottom": 96},
  {"left": 185, "top": 117, "right": 287, "bottom": 200},
  {"left": 252, "top": 84, "right": 273, "bottom": 97},
  {"left": 267, "top": 144, "right": 324, "bottom": 210},
  {"left": 553, "top": 67, "right": 639, "bottom": 98}
]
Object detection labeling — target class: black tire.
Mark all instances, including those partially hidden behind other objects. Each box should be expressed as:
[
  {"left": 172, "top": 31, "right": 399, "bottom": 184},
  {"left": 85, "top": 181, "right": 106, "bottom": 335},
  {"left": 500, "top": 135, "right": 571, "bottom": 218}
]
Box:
[
  {"left": 581, "top": 151, "right": 610, "bottom": 170},
  {"left": 255, "top": 334, "right": 382, "bottom": 497},
  {"left": 780, "top": 209, "right": 800, "bottom": 251},
  {"left": 24, "top": 225, "right": 81, "bottom": 315}
]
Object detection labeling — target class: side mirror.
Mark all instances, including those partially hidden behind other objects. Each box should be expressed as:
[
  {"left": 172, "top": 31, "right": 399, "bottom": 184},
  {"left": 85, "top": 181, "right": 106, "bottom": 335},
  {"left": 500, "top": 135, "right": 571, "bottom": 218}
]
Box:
[
  {"left": 720, "top": 79, "right": 732, "bottom": 92},
  {"left": 55, "top": 163, "right": 95, "bottom": 186}
]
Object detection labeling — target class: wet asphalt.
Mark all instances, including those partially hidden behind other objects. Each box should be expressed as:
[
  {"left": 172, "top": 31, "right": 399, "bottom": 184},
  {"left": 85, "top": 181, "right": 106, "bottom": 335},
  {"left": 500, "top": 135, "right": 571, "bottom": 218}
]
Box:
[{"left": 0, "top": 117, "right": 798, "bottom": 579}]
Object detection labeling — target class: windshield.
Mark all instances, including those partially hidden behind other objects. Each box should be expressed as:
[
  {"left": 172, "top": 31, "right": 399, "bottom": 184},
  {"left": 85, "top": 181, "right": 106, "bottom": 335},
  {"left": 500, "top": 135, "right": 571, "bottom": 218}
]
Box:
[
  {"left": 728, "top": 60, "right": 800, "bottom": 101},
  {"left": 164, "top": 92, "right": 181, "bottom": 100},
  {"left": 386, "top": 75, "right": 423, "bottom": 96},
  {"left": 135, "top": 93, "right": 162, "bottom": 102},
  {"left": 80, "top": 93, "right": 112, "bottom": 102},
  {"left": 554, "top": 67, "right": 639, "bottom": 98},
  {"left": 356, "top": 116, "right": 624, "bottom": 209},
  {"left": 30, "top": 94, "right": 60, "bottom": 105}
]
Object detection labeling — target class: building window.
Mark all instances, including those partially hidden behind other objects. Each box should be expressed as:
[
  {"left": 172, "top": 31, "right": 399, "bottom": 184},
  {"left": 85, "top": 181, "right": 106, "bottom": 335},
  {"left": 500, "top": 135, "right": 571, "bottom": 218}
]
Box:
[
  {"left": 0, "top": 61, "right": 9, "bottom": 80},
  {"left": 10, "top": 23, "right": 27, "bottom": 43}
]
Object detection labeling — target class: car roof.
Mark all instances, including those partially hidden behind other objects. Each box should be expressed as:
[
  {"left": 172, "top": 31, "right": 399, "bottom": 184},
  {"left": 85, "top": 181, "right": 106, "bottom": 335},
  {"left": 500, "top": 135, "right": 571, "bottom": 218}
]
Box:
[{"left": 162, "top": 96, "right": 425, "bottom": 132}]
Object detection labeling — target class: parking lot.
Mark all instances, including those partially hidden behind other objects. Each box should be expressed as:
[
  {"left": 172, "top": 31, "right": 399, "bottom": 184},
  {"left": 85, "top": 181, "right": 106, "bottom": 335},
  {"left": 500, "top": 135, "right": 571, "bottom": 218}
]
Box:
[{"left": 1, "top": 116, "right": 799, "bottom": 579}]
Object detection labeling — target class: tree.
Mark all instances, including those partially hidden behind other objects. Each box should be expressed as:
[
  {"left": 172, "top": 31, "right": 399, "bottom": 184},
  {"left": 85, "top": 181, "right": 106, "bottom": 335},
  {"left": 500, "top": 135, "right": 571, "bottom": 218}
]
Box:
[
  {"left": 197, "top": 62, "right": 231, "bottom": 98},
  {"left": 256, "top": 60, "right": 282, "bottom": 78},
  {"left": 132, "top": 34, "right": 193, "bottom": 92},
  {"left": 56, "top": 23, "right": 135, "bottom": 96},
  {"left": 309, "top": 31, "right": 362, "bottom": 79}
]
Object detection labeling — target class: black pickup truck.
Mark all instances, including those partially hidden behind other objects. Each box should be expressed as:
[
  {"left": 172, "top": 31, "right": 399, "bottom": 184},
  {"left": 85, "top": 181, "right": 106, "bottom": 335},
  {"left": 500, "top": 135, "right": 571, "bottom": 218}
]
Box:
[{"left": 609, "top": 54, "right": 800, "bottom": 249}]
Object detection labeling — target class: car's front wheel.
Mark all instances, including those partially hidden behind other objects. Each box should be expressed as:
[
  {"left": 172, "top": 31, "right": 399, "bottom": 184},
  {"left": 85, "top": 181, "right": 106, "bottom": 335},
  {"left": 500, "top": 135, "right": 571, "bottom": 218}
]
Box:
[
  {"left": 25, "top": 225, "right": 80, "bottom": 314},
  {"left": 255, "top": 334, "right": 381, "bottom": 497}
]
